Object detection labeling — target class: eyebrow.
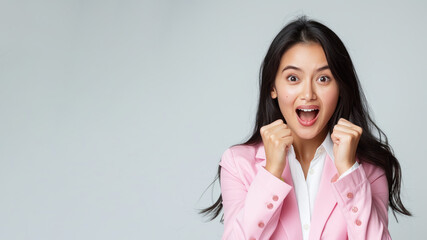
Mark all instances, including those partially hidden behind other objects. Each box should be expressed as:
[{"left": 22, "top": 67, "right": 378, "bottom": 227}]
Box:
[{"left": 281, "top": 65, "right": 330, "bottom": 73}]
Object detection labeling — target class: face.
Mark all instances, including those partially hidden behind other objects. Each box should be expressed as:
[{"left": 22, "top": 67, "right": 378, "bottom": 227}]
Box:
[{"left": 271, "top": 42, "right": 339, "bottom": 141}]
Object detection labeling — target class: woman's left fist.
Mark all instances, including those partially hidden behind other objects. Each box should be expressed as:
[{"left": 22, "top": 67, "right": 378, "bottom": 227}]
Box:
[{"left": 331, "top": 118, "right": 363, "bottom": 175}]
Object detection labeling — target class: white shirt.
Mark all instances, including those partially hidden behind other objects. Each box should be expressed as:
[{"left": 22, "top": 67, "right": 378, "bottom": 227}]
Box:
[{"left": 287, "top": 133, "right": 359, "bottom": 240}]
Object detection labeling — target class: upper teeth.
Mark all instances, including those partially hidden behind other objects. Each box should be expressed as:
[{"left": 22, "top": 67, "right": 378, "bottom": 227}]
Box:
[{"left": 298, "top": 109, "right": 317, "bottom": 112}]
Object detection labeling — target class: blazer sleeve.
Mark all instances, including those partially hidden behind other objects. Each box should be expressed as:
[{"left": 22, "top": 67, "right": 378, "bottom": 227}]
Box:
[
  {"left": 219, "top": 148, "right": 292, "bottom": 240},
  {"left": 331, "top": 163, "right": 391, "bottom": 240}
]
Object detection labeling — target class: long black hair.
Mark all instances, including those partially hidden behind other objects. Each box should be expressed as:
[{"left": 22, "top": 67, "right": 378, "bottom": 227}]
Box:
[{"left": 198, "top": 15, "right": 411, "bottom": 223}]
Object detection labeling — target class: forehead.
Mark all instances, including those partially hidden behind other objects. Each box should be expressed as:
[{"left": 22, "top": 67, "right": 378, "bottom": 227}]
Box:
[{"left": 279, "top": 42, "right": 328, "bottom": 68}]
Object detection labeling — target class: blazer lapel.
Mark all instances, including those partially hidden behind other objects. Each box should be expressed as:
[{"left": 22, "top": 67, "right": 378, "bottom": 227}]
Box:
[
  {"left": 255, "top": 143, "right": 303, "bottom": 240},
  {"left": 308, "top": 154, "right": 339, "bottom": 240}
]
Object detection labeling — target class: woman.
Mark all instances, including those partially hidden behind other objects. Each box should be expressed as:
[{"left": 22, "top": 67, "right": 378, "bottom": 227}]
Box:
[{"left": 199, "top": 16, "right": 411, "bottom": 240}]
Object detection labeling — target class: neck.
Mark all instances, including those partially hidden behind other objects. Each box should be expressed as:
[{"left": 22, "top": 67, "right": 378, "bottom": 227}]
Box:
[{"left": 292, "top": 128, "right": 328, "bottom": 164}]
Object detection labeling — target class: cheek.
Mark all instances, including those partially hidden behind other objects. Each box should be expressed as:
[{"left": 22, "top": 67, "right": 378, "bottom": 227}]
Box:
[
  {"left": 280, "top": 88, "right": 297, "bottom": 102},
  {"left": 321, "top": 90, "right": 339, "bottom": 115},
  {"left": 279, "top": 94, "right": 294, "bottom": 106},
  {"left": 276, "top": 87, "right": 298, "bottom": 115},
  {"left": 278, "top": 93, "right": 297, "bottom": 116}
]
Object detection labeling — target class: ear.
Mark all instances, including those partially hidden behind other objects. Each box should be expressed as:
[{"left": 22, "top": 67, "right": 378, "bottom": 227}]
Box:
[{"left": 271, "top": 87, "right": 277, "bottom": 99}]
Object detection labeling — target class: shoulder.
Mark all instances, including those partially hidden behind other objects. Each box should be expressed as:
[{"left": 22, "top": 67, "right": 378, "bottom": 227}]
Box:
[
  {"left": 219, "top": 143, "right": 261, "bottom": 175},
  {"left": 359, "top": 159, "right": 386, "bottom": 183}
]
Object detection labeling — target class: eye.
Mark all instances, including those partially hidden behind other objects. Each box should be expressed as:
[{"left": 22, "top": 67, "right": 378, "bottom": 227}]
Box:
[
  {"left": 287, "top": 75, "right": 299, "bottom": 82},
  {"left": 317, "top": 75, "right": 330, "bottom": 83}
]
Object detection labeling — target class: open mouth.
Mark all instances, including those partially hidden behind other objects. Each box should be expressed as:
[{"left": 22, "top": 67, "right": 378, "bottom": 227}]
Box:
[
  {"left": 296, "top": 108, "right": 319, "bottom": 121},
  {"left": 296, "top": 106, "right": 319, "bottom": 126}
]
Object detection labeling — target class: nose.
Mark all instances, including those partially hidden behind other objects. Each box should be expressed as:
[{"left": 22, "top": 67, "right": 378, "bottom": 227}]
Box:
[{"left": 301, "top": 80, "right": 316, "bottom": 101}]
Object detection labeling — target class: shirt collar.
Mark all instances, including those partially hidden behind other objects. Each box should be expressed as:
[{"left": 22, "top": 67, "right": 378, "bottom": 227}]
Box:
[
  {"left": 287, "top": 132, "right": 335, "bottom": 162},
  {"left": 322, "top": 132, "right": 335, "bottom": 163}
]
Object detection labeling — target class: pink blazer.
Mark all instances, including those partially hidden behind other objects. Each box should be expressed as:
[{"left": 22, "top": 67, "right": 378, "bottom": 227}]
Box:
[{"left": 219, "top": 142, "right": 391, "bottom": 240}]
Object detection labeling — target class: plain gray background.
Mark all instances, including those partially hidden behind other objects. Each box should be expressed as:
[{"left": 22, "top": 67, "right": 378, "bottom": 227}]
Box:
[{"left": 0, "top": 0, "right": 425, "bottom": 239}]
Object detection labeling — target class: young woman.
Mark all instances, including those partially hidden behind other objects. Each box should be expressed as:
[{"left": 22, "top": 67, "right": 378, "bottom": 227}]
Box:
[{"left": 199, "top": 16, "right": 411, "bottom": 240}]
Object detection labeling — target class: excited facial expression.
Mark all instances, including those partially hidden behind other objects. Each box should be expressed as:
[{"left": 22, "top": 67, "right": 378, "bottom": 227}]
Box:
[{"left": 271, "top": 42, "right": 339, "bottom": 141}]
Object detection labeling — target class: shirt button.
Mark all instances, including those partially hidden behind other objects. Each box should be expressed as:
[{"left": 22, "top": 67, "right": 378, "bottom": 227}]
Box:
[
  {"left": 331, "top": 174, "right": 339, "bottom": 183},
  {"left": 309, "top": 168, "right": 315, "bottom": 175},
  {"left": 267, "top": 203, "right": 274, "bottom": 209},
  {"left": 303, "top": 223, "right": 310, "bottom": 231},
  {"left": 258, "top": 221, "right": 265, "bottom": 228},
  {"left": 352, "top": 206, "right": 358, "bottom": 213},
  {"left": 347, "top": 192, "right": 354, "bottom": 199},
  {"left": 272, "top": 195, "right": 279, "bottom": 201},
  {"left": 355, "top": 219, "right": 362, "bottom": 226}
]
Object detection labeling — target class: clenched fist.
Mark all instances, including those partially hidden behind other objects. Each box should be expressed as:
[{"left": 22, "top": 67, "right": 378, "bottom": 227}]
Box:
[
  {"left": 260, "top": 119, "right": 293, "bottom": 179},
  {"left": 331, "top": 118, "right": 363, "bottom": 175}
]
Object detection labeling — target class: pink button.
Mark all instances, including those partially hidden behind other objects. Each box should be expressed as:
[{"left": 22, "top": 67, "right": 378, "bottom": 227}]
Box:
[
  {"left": 347, "top": 192, "right": 354, "bottom": 199},
  {"left": 249, "top": 237, "right": 256, "bottom": 240},
  {"left": 331, "top": 174, "right": 339, "bottom": 183},
  {"left": 258, "top": 221, "right": 265, "bottom": 228},
  {"left": 352, "top": 206, "right": 358, "bottom": 213},
  {"left": 355, "top": 219, "right": 362, "bottom": 226},
  {"left": 272, "top": 195, "right": 279, "bottom": 201},
  {"left": 267, "top": 203, "right": 274, "bottom": 209}
]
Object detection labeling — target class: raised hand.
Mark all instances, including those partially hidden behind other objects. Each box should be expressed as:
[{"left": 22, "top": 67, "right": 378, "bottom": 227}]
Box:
[
  {"left": 260, "top": 119, "right": 293, "bottom": 179},
  {"left": 331, "top": 118, "right": 363, "bottom": 175}
]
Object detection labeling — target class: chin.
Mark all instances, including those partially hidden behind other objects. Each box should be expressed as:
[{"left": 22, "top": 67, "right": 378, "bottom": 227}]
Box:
[{"left": 292, "top": 126, "right": 324, "bottom": 140}]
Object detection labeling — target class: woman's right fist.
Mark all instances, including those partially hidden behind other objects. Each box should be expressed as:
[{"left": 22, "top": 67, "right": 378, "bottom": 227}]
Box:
[{"left": 260, "top": 119, "right": 293, "bottom": 179}]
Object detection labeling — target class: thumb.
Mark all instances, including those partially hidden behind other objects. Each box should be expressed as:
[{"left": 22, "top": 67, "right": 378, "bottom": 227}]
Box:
[{"left": 331, "top": 132, "right": 340, "bottom": 145}]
